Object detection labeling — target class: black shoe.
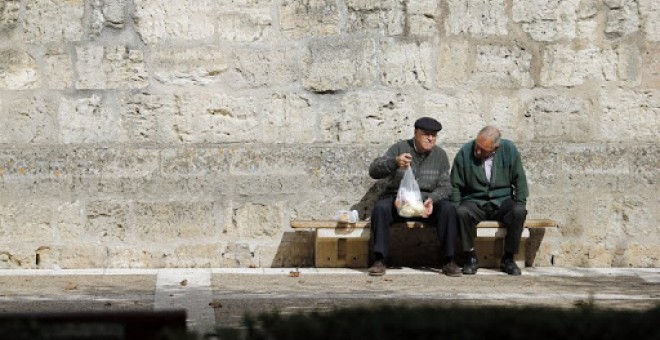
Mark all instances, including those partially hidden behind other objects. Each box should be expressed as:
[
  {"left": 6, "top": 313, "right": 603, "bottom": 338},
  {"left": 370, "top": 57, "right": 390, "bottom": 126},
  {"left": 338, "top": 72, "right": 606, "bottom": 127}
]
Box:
[
  {"left": 442, "top": 261, "right": 462, "bottom": 277},
  {"left": 368, "top": 260, "right": 386, "bottom": 276},
  {"left": 462, "top": 255, "right": 479, "bottom": 275},
  {"left": 500, "top": 258, "right": 522, "bottom": 276}
]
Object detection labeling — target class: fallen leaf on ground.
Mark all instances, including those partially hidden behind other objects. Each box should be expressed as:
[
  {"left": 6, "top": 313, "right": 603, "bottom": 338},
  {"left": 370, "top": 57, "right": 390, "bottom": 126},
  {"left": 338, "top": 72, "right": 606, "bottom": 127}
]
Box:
[
  {"left": 180, "top": 279, "right": 188, "bottom": 286},
  {"left": 64, "top": 283, "right": 78, "bottom": 291},
  {"left": 209, "top": 299, "right": 223, "bottom": 308},
  {"left": 289, "top": 271, "right": 300, "bottom": 278}
]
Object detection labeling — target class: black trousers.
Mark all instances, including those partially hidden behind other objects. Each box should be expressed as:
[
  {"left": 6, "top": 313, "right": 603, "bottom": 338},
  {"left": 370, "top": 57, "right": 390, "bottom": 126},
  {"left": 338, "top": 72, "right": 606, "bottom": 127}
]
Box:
[
  {"left": 456, "top": 198, "right": 527, "bottom": 254},
  {"left": 370, "top": 196, "right": 458, "bottom": 260}
]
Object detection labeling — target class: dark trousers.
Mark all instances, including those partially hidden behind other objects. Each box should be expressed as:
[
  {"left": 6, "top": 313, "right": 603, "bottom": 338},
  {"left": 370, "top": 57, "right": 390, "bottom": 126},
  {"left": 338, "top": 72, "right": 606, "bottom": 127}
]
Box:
[
  {"left": 456, "top": 199, "right": 527, "bottom": 254},
  {"left": 370, "top": 196, "right": 458, "bottom": 261}
]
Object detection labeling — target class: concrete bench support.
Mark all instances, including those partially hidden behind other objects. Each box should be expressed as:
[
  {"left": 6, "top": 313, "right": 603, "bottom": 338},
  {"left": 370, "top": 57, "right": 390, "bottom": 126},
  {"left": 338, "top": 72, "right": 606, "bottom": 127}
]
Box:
[{"left": 290, "top": 219, "right": 557, "bottom": 268}]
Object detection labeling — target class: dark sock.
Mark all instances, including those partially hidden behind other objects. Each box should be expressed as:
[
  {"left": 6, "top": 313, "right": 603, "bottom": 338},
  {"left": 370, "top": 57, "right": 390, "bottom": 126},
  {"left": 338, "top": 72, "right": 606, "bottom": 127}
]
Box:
[
  {"left": 444, "top": 256, "right": 454, "bottom": 264},
  {"left": 465, "top": 250, "right": 476, "bottom": 258},
  {"left": 503, "top": 252, "right": 514, "bottom": 261},
  {"left": 374, "top": 252, "right": 384, "bottom": 261}
]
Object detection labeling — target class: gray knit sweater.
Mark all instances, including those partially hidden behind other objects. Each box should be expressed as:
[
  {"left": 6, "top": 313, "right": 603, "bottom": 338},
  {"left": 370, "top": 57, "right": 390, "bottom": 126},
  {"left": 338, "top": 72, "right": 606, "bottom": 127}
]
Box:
[{"left": 369, "top": 139, "right": 451, "bottom": 203}]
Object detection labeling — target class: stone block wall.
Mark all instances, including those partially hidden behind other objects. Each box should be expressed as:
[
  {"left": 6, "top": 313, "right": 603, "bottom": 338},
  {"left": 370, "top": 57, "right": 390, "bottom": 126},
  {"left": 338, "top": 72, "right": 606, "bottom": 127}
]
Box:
[{"left": 0, "top": 0, "right": 657, "bottom": 269}]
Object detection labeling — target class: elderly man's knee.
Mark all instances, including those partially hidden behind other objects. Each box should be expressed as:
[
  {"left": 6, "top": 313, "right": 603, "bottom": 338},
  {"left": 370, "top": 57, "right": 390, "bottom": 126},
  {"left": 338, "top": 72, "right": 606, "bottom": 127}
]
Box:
[
  {"left": 512, "top": 203, "right": 527, "bottom": 218},
  {"left": 373, "top": 199, "right": 393, "bottom": 213},
  {"left": 456, "top": 204, "right": 472, "bottom": 218}
]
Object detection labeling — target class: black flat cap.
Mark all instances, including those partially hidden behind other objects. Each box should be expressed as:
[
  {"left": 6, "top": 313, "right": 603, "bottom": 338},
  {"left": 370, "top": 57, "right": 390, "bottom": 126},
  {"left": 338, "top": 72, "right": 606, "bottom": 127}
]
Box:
[{"left": 414, "top": 117, "right": 442, "bottom": 132}]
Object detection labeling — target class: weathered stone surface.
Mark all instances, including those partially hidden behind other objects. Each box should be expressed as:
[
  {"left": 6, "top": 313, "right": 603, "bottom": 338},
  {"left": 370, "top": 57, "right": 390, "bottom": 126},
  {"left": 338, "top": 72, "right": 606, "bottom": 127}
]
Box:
[
  {"left": 379, "top": 39, "right": 433, "bottom": 88},
  {"left": 58, "top": 94, "right": 120, "bottom": 144},
  {"left": 639, "top": 0, "right": 660, "bottom": 41},
  {"left": 24, "top": 0, "right": 84, "bottom": 43},
  {"left": 220, "top": 242, "right": 257, "bottom": 268},
  {"left": 437, "top": 41, "right": 470, "bottom": 85},
  {"left": 446, "top": 0, "right": 508, "bottom": 36},
  {"left": 562, "top": 145, "right": 629, "bottom": 175},
  {"left": 90, "top": 0, "right": 127, "bottom": 37},
  {"left": 133, "top": 0, "right": 216, "bottom": 44},
  {"left": 642, "top": 43, "right": 659, "bottom": 87},
  {"left": 164, "top": 243, "right": 226, "bottom": 268},
  {"left": 135, "top": 201, "right": 217, "bottom": 242},
  {"left": 0, "top": 95, "right": 57, "bottom": 144},
  {"left": 540, "top": 45, "right": 617, "bottom": 86},
  {"left": 520, "top": 93, "right": 593, "bottom": 142},
  {"left": 44, "top": 47, "right": 74, "bottom": 90},
  {"left": 0, "top": 0, "right": 19, "bottom": 32},
  {"left": 302, "top": 37, "right": 377, "bottom": 92},
  {"left": 279, "top": 0, "right": 339, "bottom": 39},
  {"left": 229, "top": 47, "right": 299, "bottom": 88},
  {"left": 260, "top": 92, "right": 317, "bottom": 143},
  {"left": 345, "top": 0, "right": 404, "bottom": 36},
  {"left": 69, "top": 147, "right": 159, "bottom": 178},
  {"left": 471, "top": 45, "right": 534, "bottom": 88},
  {"left": 218, "top": 4, "right": 275, "bottom": 42},
  {"left": 419, "top": 90, "right": 484, "bottom": 142},
  {"left": 0, "top": 49, "right": 41, "bottom": 90},
  {"left": 598, "top": 89, "right": 659, "bottom": 142},
  {"left": 151, "top": 46, "right": 228, "bottom": 86},
  {"left": 161, "top": 148, "right": 231, "bottom": 176},
  {"left": 228, "top": 203, "right": 284, "bottom": 238},
  {"left": 512, "top": 0, "right": 579, "bottom": 42},
  {"left": 605, "top": 0, "right": 641, "bottom": 38},
  {"left": 84, "top": 200, "right": 131, "bottom": 243},
  {"left": 36, "top": 245, "right": 108, "bottom": 269},
  {"left": 75, "top": 45, "right": 148, "bottom": 90},
  {"left": 0, "top": 201, "right": 56, "bottom": 244},
  {"left": 407, "top": 0, "right": 440, "bottom": 37}
]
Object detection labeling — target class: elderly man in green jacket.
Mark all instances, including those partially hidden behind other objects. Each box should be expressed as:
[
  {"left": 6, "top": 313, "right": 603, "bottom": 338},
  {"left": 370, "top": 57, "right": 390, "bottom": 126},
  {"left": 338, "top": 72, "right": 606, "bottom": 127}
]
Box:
[{"left": 450, "top": 126, "right": 529, "bottom": 276}]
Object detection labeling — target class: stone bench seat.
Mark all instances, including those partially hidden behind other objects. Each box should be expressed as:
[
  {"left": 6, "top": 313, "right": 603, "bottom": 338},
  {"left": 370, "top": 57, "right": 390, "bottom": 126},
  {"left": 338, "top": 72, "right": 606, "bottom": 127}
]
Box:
[{"left": 290, "top": 219, "right": 557, "bottom": 268}]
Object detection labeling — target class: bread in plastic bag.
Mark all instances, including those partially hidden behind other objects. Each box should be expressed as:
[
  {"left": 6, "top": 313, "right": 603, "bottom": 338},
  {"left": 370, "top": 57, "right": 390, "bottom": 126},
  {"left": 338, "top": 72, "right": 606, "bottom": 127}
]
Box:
[
  {"left": 396, "top": 167, "right": 425, "bottom": 217},
  {"left": 334, "top": 209, "right": 359, "bottom": 223}
]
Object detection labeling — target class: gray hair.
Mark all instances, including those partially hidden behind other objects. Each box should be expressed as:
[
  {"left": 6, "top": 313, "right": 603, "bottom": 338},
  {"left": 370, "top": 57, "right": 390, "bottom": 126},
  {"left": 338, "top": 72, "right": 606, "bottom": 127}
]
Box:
[{"left": 478, "top": 125, "right": 501, "bottom": 146}]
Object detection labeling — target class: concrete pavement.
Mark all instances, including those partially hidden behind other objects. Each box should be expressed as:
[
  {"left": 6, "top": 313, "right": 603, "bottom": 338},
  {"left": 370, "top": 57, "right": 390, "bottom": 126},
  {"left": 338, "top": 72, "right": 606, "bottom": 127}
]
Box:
[{"left": 0, "top": 267, "right": 658, "bottom": 336}]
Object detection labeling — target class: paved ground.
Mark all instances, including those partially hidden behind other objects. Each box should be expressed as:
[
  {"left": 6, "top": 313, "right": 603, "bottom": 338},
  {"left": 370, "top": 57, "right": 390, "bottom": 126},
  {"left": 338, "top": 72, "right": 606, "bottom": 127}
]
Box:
[{"left": 0, "top": 267, "right": 658, "bottom": 337}]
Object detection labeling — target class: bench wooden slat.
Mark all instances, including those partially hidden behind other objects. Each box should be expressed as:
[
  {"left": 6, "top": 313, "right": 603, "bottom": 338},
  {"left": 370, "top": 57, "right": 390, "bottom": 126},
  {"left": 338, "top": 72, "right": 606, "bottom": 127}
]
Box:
[{"left": 291, "top": 218, "right": 556, "bottom": 229}]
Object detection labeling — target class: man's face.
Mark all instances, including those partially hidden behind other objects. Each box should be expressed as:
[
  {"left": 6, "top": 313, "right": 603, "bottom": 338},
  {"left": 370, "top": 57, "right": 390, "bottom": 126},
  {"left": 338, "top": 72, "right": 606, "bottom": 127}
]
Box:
[
  {"left": 414, "top": 129, "right": 437, "bottom": 153},
  {"left": 474, "top": 135, "right": 498, "bottom": 160}
]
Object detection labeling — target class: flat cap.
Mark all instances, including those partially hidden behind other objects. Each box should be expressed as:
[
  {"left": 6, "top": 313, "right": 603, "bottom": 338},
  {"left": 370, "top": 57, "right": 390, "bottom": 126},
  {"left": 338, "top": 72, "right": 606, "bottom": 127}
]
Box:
[{"left": 414, "top": 117, "right": 442, "bottom": 132}]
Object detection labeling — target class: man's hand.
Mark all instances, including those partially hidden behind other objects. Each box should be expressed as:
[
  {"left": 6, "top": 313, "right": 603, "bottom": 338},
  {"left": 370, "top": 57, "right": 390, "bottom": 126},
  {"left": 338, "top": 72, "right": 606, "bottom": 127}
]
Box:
[
  {"left": 422, "top": 198, "right": 433, "bottom": 218},
  {"left": 396, "top": 153, "right": 412, "bottom": 168},
  {"left": 394, "top": 199, "right": 402, "bottom": 211}
]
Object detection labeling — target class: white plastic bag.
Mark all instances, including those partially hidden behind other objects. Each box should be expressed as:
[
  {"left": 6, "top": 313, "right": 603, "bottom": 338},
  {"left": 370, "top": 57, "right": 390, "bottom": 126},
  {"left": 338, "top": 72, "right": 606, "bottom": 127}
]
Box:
[
  {"left": 396, "top": 167, "right": 425, "bottom": 217},
  {"left": 334, "top": 209, "right": 359, "bottom": 223}
]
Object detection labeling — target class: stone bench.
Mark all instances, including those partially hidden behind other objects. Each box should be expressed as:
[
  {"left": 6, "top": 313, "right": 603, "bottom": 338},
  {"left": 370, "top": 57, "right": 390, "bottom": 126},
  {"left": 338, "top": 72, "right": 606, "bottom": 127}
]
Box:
[{"left": 290, "top": 219, "right": 557, "bottom": 269}]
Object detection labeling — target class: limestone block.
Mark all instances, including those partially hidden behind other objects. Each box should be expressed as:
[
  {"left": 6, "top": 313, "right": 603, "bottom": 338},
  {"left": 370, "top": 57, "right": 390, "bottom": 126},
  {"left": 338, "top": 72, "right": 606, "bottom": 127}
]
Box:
[
  {"left": 642, "top": 43, "right": 659, "bottom": 87},
  {"left": 0, "top": 247, "right": 34, "bottom": 269},
  {"left": 151, "top": 46, "right": 228, "bottom": 85},
  {"left": 75, "top": 45, "right": 148, "bottom": 90},
  {"left": 260, "top": 92, "right": 316, "bottom": 143},
  {"left": 161, "top": 148, "right": 231, "bottom": 176},
  {"left": 35, "top": 245, "right": 108, "bottom": 269},
  {"left": 555, "top": 239, "right": 589, "bottom": 266},
  {"left": 598, "top": 89, "right": 659, "bottom": 142},
  {"left": 84, "top": 200, "right": 130, "bottom": 243},
  {"left": 605, "top": 0, "right": 641, "bottom": 38},
  {"left": 419, "top": 90, "right": 485, "bottom": 142},
  {"left": 615, "top": 44, "right": 642, "bottom": 85},
  {"left": 0, "top": 95, "right": 57, "bottom": 144},
  {"left": 521, "top": 94, "right": 593, "bottom": 142},
  {"left": 407, "top": 0, "right": 440, "bottom": 37},
  {"left": 262, "top": 232, "right": 315, "bottom": 267},
  {"left": 90, "top": 0, "right": 127, "bottom": 37},
  {"left": 639, "top": 0, "right": 660, "bottom": 41},
  {"left": 488, "top": 95, "right": 526, "bottom": 141},
  {"left": 540, "top": 46, "right": 617, "bottom": 86},
  {"left": 625, "top": 243, "right": 660, "bottom": 267},
  {"left": 345, "top": 0, "right": 404, "bottom": 36},
  {"left": 229, "top": 47, "right": 299, "bottom": 87},
  {"left": 231, "top": 174, "right": 311, "bottom": 198},
  {"left": 322, "top": 89, "right": 415, "bottom": 144},
  {"left": 24, "top": 0, "right": 84, "bottom": 43},
  {"left": 516, "top": 145, "right": 561, "bottom": 190},
  {"left": 58, "top": 94, "right": 120, "bottom": 144},
  {"left": 445, "top": 0, "right": 508, "bottom": 36},
  {"left": 562, "top": 145, "right": 629, "bottom": 175},
  {"left": 218, "top": 8, "right": 275, "bottom": 42},
  {"left": 230, "top": 145, "right": 321, "bottom": 176},
  {"left": 133, "top": 0, "right": 216, "bottom": 44},
  {"left": 0, "top": 148, "right": 67, "bottom": 180},
  {"left": 512, "top": 0, "right": 579, "bottom": 42},
  {"left": 119, "top": 93, "right": 175, "bottom": 143},
  {"left": 68, "top": 147, "right": 159, "bottom": 178},
  {"left": 44, "top": 47, "right": 74, "bottom": 90},
  {"left": 379, "top": 39, "right": 433, "bottom": 88},
  {"left": 0, "top": 0, "right": 19, "bottom": 31},
  {"left": 470, "top": 45, "right": 533, "bottom": 88},
  {"left": 221, "top": 242, "right": 256, "bottom": 268},
  {"left": 170, "top": 93, "right": 260, "bottom": 143},
  {"left": 228, "top": 203, "right": 284, "bottom": 238},
  {"left": 106, "top": 248, "right": 164, "bottom": 268},
  {"left": 0, "top": 49, "right": 41, "bottom": 90},
  {"left": 55, "top": 201, "right": 85, "bottom": 242},
  {"left": 437, "top": 41, "right": 470, "bottom": 85},
  {"left": 0, "top": 201, "right": 57, "bottom": 243},
  {"left": 164, "top": 243, "right": 225, "bottom": 267},
  {"left": 629, "top": 144, "right": 659, "bottom": 175},
  {"left": 586, "top": 243, "right": 613, "bottom": 267},
  {"left": 302, "top": 37, "right": 377, "bottom": 92},
  {"left": 279, "top": 0, "right": 340, "bottom": 39},
  {"left": 134, "top": 201, "right": 216, "bottom": 242}
]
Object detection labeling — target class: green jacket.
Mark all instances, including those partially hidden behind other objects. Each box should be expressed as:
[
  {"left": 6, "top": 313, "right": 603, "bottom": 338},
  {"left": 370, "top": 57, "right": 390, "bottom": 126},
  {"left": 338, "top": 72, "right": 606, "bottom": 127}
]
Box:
[
  {"left": 450, "top": 139, "right": 528, "bottom": 207},
  {"left": 369, "top": 139, "right": 451, "bottom": 203}
]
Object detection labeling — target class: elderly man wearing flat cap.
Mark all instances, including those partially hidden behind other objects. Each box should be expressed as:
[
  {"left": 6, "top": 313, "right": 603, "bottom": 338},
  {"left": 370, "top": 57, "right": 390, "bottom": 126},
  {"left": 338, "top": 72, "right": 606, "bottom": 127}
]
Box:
[{"left": 367, "top": 117, "right": 461, "bottom": 277}]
